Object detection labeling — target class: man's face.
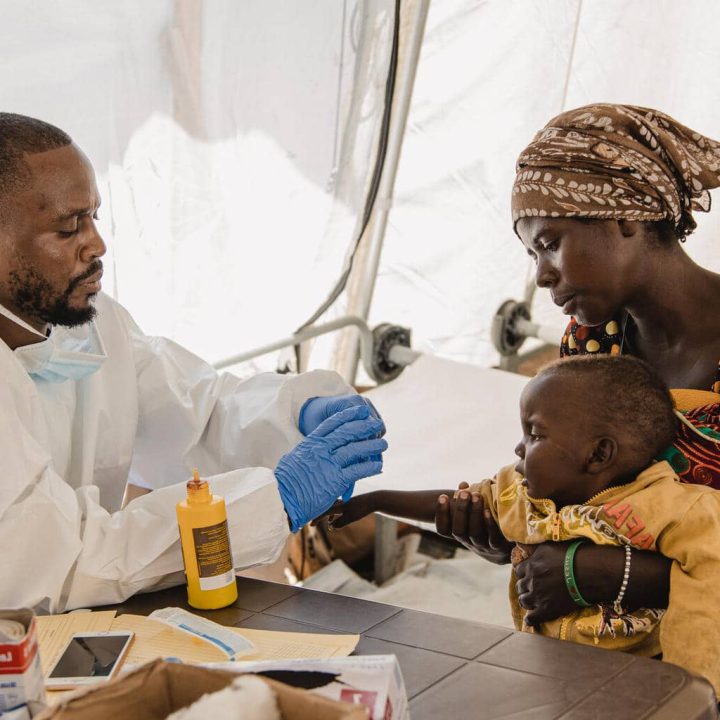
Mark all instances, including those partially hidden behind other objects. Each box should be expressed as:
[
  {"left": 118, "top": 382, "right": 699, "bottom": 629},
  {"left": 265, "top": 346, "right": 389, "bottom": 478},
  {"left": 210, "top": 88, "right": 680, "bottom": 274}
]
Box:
[
  {"left": 0, "top": 143, "right": 106, "bottom": 330},
  {"left": 516, "top": 217, "right": 642, "bottom": 327},
  {"left": 514, "top": 374, "right": 601, "bottom": 507}
]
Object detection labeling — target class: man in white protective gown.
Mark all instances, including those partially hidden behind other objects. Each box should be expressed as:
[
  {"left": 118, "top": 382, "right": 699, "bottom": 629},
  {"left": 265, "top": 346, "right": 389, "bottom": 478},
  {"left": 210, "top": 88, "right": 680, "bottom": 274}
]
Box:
[{"left": 0, "top": 113, "right": 387, "bottom": 613}]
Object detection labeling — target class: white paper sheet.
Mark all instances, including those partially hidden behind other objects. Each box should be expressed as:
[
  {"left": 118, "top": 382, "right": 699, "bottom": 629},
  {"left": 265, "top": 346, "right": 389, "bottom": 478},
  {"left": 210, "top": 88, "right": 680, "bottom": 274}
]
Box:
[{"left": 362, "top": 355, "right": 528, "bottom": 494}]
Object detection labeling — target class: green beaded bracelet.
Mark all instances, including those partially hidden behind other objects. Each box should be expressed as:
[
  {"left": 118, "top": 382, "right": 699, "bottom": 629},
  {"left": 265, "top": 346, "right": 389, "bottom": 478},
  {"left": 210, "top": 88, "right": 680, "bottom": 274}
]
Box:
[{"left": 563, "top": 539, "right": 592, "bottom": 608}]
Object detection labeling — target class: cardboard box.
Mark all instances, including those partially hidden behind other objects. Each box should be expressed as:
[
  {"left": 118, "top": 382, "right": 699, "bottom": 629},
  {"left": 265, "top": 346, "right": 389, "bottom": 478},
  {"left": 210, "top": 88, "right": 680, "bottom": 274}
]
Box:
[
  {"left": 0, "top": 609, "right": 45, "bottom": 718},
  {"left": 225, "top": 655, "right": 409, "bottom": 720},
  {"left": 34, "top": 659, "right": 367, "bottom": 720}
]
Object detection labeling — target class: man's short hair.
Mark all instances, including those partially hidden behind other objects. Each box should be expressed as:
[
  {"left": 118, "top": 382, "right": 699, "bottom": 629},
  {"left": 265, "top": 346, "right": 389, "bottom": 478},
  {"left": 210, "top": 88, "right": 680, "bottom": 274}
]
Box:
[
  {"left": 537, "top": 354, "right": 678, "bottom": 470},
  {"left": 0, "top": 112, "right": 72, "bottom": 209}
]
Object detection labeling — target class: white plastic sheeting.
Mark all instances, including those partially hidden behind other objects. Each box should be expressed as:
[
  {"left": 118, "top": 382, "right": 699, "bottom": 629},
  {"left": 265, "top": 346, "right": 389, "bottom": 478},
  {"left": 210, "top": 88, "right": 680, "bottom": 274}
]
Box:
[
  {"left": 0, "top": 0, "right": 395, "bottom": 374},
  {"left": 3, "top": 1, "right": 720, "bottom": 376},
  {"left": 369, "top": 0, "right": 720, "bottom": 369}
]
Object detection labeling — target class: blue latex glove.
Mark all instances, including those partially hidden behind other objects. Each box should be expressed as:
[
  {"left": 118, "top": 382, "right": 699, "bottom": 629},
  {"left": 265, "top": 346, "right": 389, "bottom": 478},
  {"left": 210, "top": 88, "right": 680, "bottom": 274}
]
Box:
[
  {"left": 299, "top": 394, "right": 385, "bottom": 501},
  {"left": 299, "top": 394, "right": 384, "bottom": 437},
  {"left": 276, "top": 404, "right": 387, "bottom": 532}
]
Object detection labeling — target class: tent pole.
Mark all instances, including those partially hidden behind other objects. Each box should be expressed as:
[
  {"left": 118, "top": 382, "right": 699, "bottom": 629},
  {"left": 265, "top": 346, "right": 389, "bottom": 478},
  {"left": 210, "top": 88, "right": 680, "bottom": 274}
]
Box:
[
  {"left": 334, "top": 0, "right": 431, "bottom": 386},
  {"left": 335, "top": 0, "right": 430, "bottom": 589}
]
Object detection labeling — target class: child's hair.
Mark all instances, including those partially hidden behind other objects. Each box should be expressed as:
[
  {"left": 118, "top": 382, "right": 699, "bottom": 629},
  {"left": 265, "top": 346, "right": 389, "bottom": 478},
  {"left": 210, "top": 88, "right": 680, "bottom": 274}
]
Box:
[{"left": 536, "top": 355, "right": 677, "bottom": 470}]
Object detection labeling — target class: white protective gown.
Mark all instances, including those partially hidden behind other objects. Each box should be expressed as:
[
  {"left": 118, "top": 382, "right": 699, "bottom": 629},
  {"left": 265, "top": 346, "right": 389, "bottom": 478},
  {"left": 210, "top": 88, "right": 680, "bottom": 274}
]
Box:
[{"left": 0, "top": 293, "right": 351, "bottom": 612}]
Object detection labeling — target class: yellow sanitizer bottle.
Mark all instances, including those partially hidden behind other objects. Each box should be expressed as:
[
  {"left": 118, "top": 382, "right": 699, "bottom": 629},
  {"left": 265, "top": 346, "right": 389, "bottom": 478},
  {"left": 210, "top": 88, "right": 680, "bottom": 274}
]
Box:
[{"left": 176, "top": 469, "right": 238, "bottom": 609}]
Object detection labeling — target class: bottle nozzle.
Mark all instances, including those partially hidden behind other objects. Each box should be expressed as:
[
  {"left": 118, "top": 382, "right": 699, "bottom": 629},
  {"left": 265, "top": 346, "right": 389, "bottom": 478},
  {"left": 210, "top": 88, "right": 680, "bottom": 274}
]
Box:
[{"left": 186, "top": 468, "right": 210, "bottom": 502}]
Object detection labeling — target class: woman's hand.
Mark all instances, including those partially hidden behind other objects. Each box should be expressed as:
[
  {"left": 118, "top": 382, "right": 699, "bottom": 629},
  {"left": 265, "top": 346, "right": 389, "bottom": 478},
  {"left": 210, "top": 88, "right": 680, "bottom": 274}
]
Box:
[
  {"left": 514, "top": 542, "right": 577, "bottom": 626},
  {"left": 434, "top": 482, "right": 513, "bottom": 564},
  {"left": 514, "top": 542, "right": 672, "bottom": 626}
]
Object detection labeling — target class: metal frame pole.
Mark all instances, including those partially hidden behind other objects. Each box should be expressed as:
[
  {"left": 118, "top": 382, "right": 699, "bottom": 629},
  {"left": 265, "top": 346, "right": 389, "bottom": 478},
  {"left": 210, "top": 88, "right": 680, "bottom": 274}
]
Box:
[
  {"left": 213, "top": 315, "right": 375, "bottom": 372},
  {"left": 335, "top": 0, "right": 430, "bottom": 586},
  {"left": 334, "top": 0, "right": 431, "bottom": 385}
]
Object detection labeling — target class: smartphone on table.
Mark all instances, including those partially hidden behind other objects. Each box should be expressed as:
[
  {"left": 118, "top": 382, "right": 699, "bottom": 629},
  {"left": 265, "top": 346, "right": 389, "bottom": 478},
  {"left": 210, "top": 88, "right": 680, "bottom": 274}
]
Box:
[{"left": 45, "top": 631, "right": 134, "bottom": 690}]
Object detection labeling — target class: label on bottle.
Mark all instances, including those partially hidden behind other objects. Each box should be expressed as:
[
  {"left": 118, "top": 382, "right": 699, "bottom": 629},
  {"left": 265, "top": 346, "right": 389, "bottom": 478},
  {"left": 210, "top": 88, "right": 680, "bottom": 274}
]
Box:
[{"left": 192, "top": 520, "right": 235, "bottom": 591}]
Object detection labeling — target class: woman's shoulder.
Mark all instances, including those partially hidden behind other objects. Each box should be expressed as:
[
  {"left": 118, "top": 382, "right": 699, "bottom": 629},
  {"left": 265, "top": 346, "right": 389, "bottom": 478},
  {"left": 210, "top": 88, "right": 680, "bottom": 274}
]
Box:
[{"left": 560, "top": 316, "right": 623, "bottom": 357}]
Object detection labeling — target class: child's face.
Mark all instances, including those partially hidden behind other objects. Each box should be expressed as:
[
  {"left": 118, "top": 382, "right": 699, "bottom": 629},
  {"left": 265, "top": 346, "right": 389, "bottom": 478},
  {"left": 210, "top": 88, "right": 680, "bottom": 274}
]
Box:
[{"left": 514, "top": 373, "right": 606, "bottom": 507}]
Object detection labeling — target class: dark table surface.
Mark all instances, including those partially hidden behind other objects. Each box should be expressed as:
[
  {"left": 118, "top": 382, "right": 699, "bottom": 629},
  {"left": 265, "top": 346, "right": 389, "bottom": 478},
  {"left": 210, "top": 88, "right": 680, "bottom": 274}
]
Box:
[{"left": 109, "top": 577, "right": 718, "bottom": 720}]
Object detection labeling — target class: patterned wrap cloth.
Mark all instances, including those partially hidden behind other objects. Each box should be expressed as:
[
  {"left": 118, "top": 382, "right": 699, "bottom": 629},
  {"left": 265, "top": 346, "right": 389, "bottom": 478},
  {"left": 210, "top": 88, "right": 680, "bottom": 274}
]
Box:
[{"left": 512, "top": 104, "right": 720, "bottom": 238}]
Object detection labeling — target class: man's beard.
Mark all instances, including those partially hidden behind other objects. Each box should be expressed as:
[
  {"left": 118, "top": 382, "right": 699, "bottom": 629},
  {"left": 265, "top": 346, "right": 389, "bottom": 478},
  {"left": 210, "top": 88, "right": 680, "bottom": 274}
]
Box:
[{"left": 7, "top": 260, "right": 102, "bottom": 328}]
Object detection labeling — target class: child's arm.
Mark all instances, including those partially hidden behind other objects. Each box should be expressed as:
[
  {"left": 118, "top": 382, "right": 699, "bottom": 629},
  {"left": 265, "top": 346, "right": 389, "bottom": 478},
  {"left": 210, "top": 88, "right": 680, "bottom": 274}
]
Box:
[
  {"left": 320, "top": 489, "right": 456, "bottom": 529},
  {"left": 317, "top": 483, "right": 514, "bottom": 564}
]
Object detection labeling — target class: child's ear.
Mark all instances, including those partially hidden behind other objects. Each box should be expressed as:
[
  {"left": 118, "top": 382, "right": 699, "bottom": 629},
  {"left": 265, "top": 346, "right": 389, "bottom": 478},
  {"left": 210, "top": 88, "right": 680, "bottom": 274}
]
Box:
[{"left": 586, "top": 437, "right": 617, "bottom": 474}]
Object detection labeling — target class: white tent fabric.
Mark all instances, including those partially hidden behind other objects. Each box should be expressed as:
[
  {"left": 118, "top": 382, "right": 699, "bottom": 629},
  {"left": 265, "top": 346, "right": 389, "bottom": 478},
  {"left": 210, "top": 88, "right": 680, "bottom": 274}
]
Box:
[
  {"left": 368, "top": 0, "right": 720, "bottom": 369},
  {"left": 0, "top": 0, "right": 396, "bottom": 375},
  {"left": 2, "top": 0, "right": 720, "bottom": 378}
]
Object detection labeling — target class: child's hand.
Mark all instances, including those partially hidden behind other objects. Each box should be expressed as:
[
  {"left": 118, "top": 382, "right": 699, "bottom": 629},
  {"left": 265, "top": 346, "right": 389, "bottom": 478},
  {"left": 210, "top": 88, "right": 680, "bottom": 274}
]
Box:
[
  {"left": 312, "top": 493, "right": 377, "bottom": 530},
  {"left": 435, "top": 484, "right": 513, "bottom": 564}
]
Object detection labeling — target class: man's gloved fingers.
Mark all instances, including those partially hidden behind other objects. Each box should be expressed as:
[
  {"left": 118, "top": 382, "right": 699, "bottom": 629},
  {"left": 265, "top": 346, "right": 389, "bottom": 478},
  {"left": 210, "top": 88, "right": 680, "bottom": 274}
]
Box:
[
  {"left": 325, "top": 417, "right": 385, "bottom": 449},
  {"left": 300, "top": 394, "right": 368, "bottom": 435},
  {"left": 327, "top": 394, "right": 366, "bottom": 415},
  {"left": 341, "top": 459, "right": 383, "bottom": 484},
  {"left": 363, "top": 397, "right": 385, "bottom": 432},
  {"left": 333, "top": 438, "right": 388, "bottom": 468},
  {"left": 313, "top": 404, "right": 370, "bottom": 437},
  {"left": 297, "top": 396, "right": 320, "bottom": 435},
  {"left": 354, "top": 398, "right": 386, "bottom": 437},
  {"left": 333, "top": 417, "right": 385, "bottom": 442},
  {"left": 341, "top": 482, "right": 355, "bottom": 502},
  {"left": 331, "top": 394, "right": 381, "bottom": 420}
]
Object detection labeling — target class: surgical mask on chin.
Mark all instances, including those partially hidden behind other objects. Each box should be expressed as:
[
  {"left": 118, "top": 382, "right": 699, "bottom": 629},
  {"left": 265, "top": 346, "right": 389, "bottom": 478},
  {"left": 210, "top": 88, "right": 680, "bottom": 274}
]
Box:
[{"left": 0, "top": 303, "right": 107, "bottom": 383}]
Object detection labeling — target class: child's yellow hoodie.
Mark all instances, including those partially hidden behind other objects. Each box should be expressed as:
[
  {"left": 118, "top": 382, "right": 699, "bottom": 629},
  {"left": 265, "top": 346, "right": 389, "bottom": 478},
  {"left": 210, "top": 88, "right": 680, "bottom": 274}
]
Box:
[{"left": 470, "top": 460, "right": 720, "bottom": 693}]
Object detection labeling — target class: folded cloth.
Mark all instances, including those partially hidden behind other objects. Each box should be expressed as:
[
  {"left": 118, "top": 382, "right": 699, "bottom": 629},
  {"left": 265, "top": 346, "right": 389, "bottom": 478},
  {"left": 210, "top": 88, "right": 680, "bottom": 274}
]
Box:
[{"left": 166, "top": 675, "right": 280, "bottom": 720}]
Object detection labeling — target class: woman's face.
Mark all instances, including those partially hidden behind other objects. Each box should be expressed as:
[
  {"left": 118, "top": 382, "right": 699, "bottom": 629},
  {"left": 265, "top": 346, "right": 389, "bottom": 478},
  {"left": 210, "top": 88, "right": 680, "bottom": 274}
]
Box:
[{"left": 515, "top": 216, "right": 644, "bottom": 327}]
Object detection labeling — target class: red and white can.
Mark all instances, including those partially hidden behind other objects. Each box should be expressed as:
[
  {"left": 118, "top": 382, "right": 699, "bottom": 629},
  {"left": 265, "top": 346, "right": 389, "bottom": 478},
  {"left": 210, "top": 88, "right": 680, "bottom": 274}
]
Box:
[{"left": 0, "top": 609, "right": 45, "bottom": 717}]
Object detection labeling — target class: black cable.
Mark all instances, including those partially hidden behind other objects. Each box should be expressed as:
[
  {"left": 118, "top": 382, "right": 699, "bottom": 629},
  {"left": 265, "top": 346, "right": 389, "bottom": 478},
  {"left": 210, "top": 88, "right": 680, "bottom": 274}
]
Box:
[{"left": 290, "top": 0, "right": 402, "bottom": 371}]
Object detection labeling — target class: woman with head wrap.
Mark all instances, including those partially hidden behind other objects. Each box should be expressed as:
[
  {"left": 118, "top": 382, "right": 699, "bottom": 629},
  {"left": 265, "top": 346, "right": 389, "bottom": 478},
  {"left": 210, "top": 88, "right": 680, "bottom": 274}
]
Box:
[
  {"left": 513, "top": 104, "right": 720, "bottom": 483},
  {"left": 438, "top": 104, "right": 720, "bottom": 628}
]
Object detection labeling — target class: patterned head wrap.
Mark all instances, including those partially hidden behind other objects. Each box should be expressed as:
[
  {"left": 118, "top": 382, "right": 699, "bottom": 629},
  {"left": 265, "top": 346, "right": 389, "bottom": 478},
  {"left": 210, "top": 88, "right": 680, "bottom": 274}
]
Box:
[{"left": 512, "top": 104, "right": 720, "bottom": 238}]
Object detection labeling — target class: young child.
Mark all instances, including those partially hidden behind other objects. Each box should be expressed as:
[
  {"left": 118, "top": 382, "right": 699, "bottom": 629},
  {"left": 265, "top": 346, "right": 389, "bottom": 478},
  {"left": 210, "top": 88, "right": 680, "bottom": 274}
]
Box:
[{"left": 324, "top": 355, "right": 720, "bottom": 694}]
